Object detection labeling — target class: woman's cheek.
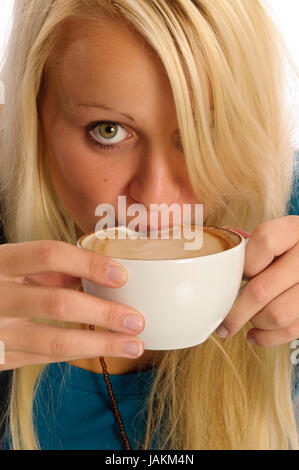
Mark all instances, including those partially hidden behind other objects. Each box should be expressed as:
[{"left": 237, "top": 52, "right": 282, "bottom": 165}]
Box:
[
  {"left": 46, "top": 141, "right": 133, "bottom": 233},
  {"left": 46, "top": 141, "right": 106, "bottom": 231}
]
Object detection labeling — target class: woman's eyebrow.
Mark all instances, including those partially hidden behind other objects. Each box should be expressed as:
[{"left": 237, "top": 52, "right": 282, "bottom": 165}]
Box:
[{"left": 75, "top": 102, "right": 135, "bottom": 122}]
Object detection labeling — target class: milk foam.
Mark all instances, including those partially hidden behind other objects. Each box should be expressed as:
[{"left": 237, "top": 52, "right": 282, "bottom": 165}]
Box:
[{"left": 82, "top": 226, "right": 239, "bottom": 260}]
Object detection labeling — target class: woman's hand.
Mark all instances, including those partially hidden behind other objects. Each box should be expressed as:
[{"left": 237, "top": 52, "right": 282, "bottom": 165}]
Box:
[
  {"left": 215, "top": 216, "right": 299, "bottom": 346},
  {"left": 0, "top": 240, "right": 145, "bottom": 371}
]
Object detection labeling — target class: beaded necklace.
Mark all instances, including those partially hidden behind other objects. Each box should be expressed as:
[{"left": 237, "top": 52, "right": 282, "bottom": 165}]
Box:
[{"left": 88, "top": 323, "right": 131, "bottom": 450}]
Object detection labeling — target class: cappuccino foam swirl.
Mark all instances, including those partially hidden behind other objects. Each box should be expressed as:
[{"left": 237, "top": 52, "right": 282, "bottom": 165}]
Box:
[{"left": 82, "top": 225, "right": 240, "bottom": 260}]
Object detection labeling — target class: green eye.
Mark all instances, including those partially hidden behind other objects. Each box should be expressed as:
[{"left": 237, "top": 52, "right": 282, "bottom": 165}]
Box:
[
  {"left": 98, "top": 123, "right": 118, "bottom": 139},
  {"left": 87, "top": 120, "right": 131, "bottom": 151}
]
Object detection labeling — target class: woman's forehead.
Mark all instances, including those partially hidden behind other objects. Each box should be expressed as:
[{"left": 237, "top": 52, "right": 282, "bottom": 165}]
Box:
[
  {"left": 45, "top": 17, "right": 176, "bottom": 113},
  {"left": 48, "top": 16, "right": 157, "bottom": 76},
  {"left": 44, "top": 15, "right": 213, "bottom": 118}
]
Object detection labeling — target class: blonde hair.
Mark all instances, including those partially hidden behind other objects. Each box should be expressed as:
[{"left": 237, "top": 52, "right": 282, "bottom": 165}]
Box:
[{"left": 0, "top": 0, "right": 298, "bottom": 449}]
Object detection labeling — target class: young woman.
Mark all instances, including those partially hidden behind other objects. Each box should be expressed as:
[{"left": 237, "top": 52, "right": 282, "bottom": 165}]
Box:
[{"left": 0, "top": 0, "right": 298, "bottom": 450}]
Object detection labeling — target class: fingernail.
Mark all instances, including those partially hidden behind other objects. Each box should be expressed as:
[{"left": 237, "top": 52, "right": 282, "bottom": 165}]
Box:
[
  {"left": 106, "top": 265, "right": 126, "bottom": 284},
  {"left": 215, "top": 325, "right": 229, "bottom": 337},
  {"left": 123, "top": 341, "right": 143, "bottom": 357},
  {"left": 123, "top": 314, "right": 144, "bottom": 332}
]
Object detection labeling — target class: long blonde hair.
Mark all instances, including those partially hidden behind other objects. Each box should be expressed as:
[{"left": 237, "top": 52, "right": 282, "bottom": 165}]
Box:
[{"left": 0, "top": 0, "right": 298, "bottom": 449}]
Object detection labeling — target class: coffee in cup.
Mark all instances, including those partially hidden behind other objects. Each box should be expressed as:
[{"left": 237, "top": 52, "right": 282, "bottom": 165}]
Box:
[
  {"left": 77, "top": 225, "right": 246, "bottom": 350},
  {"left": 82, "top": 225, "right": 239, "bottom": 260}
]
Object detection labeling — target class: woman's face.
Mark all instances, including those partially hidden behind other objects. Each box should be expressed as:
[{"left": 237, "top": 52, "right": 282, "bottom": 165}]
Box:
[{"left": 40, "top": 17, "right": 212, "bottom": 237}]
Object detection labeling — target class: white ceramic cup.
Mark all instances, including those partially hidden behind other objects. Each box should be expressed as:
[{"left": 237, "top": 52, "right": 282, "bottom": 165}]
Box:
[{"left": 77, "top": 226, "right": 247, "bottom": 350}]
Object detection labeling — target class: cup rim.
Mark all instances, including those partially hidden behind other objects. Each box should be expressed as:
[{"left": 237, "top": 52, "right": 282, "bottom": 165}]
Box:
[{"left": 76, "top": 225, "right": 245, "bottom": 262}]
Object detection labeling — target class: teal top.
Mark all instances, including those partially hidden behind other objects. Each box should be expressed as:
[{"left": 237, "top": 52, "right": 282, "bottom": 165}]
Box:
[
  {"left": 2, "top": 359, "right": 299, "bottom": 450},
  {"left": 3, "top": 361, "right": 159, "bottom": 450},
  {"left": 2, "top": 153, "right": 299, "bottom": 450},
  {"left": 35, "top": 362, "right": 158, "bottom": 450}
]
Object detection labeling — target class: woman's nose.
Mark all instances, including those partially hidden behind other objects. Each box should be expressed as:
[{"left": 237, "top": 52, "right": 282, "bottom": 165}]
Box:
[{"left": 128, "top": 150, "right": 182, "bottom": 207}]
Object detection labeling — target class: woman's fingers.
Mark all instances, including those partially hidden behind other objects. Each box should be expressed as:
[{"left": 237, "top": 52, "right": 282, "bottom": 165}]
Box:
[
  {"left": 0, "top": 240, "right": 146, "bottom": 371},
  {"left": 0, "top": 320, "right": 144, "bottom": 364},
  {"left": 0, "top": 240, "right": 128, "bottom": 288},
  {"left": 23, "top": 271, "right": 82, "bottom": 289},
  {"left": 0, "top": 350, "right": 97, "bottom": 370},
  {"left": 0, "top": 283, "right": 144, "bottom": 335}
]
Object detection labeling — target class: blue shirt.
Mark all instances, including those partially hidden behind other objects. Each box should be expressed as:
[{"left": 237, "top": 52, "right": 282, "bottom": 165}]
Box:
[
  {"left": 2, "top": 362, "right": 159, "bottom": 450},
  {"left": 2, "top": 155, "right": 299, "bottom": 450}
]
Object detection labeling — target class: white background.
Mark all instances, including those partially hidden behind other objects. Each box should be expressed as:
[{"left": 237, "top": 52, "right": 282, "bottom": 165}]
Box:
[{"left": 0, "top": 0, "right": 298, "bottom": 145}]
